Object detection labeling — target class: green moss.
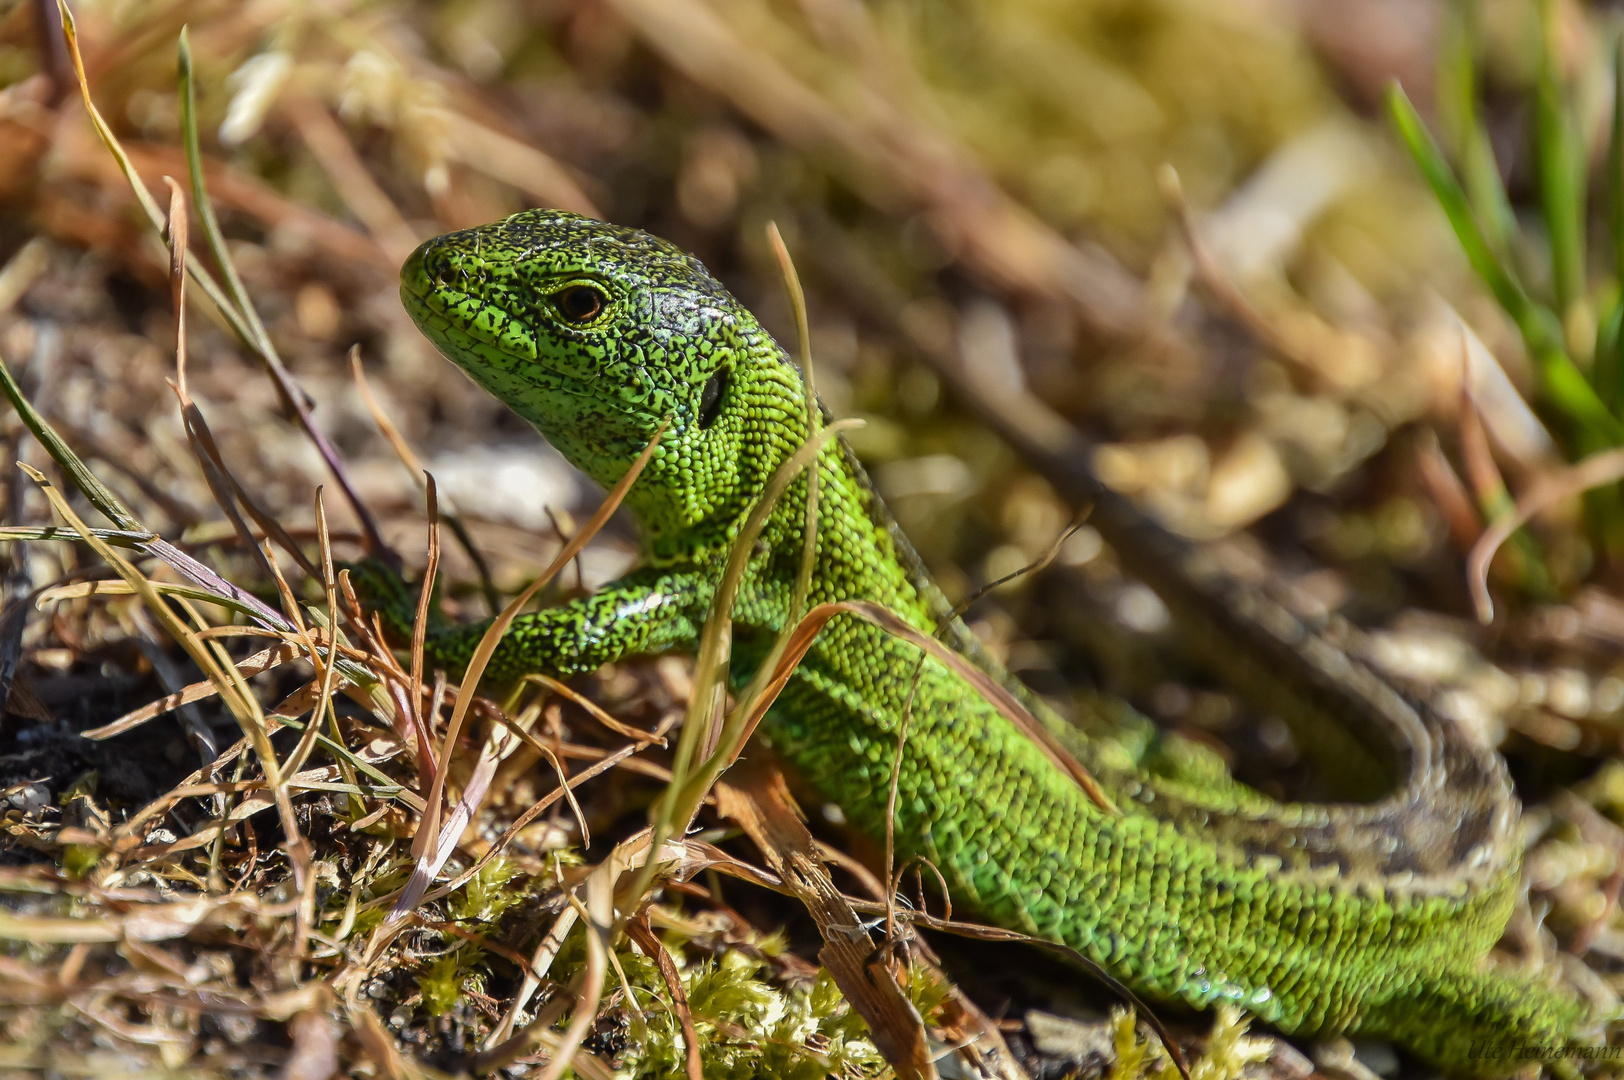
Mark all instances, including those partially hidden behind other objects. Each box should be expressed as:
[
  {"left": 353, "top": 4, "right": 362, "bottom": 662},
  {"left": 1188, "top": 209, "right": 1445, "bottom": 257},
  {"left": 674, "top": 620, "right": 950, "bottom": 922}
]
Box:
[
  {"left": 448, "top": 857, "right": 526, "bottom": 923},
  {"left": 542, "top": 930, "right": 885, "bottom": 1079},
  {"left": 60, "top": 845, "right": 103, "bottom": 880},
  {"left": 1107, "top": 1005, "right": 1272, "bottom": 1080},
  {"left": 903, "top": 961, "right": 953, "bottom": 1022},
  {"left": 418, "top": 949, "right": 484, "bottom": 1017}
]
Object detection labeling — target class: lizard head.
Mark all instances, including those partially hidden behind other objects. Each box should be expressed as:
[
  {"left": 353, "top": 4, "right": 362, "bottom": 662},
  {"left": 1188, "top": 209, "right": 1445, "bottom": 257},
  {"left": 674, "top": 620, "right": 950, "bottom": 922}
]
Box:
[{"left": 401, "top": 210, "right": 803, "bottom": 541}]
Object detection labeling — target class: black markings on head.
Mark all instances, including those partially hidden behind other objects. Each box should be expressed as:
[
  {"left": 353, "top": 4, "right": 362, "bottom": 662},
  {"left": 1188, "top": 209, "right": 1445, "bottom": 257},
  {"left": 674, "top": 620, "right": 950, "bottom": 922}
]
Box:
[{"left": 698, "top": 367, "right": 729, "bottom": 429}]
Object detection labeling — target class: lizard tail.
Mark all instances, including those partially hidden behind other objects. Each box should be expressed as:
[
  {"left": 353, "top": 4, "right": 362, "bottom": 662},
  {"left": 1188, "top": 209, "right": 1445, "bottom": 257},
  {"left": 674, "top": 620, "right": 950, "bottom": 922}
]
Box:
[{"left": 1357, "top": 962, "right": 1602, "bottom": 1076}]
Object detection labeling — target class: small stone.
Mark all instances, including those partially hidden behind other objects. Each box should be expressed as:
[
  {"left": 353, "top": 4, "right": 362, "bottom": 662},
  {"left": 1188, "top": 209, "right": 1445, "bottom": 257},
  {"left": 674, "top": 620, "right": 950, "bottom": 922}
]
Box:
[
  {"left": 3, "top": 782, "right": 49, "bottom": 813},
  {"left": 1115, "top": 583, "right": 1169, "bottom": 634}
]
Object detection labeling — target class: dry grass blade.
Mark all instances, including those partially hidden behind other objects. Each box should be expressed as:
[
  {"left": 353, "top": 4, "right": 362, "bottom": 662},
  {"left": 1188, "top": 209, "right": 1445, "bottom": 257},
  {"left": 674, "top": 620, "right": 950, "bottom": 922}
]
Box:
[
  {"left": 0, "top": 349, "right": 141, "bottom": 533},
  {"left": 16, "top": 463, "right": 308, "bottom": 888},
  {"left": 261, "top": 550, "right": 325, "bottom": 791},
  {"left": 711, "top": 223, "right": 827, "bottom": 755},
  {"left": 172, "top": 378, "right": 279, "bottom": 582},
  {"left": 404, "top": 743, "right": 639, "bottom": 916},
  {"left": 81, "top": 639, "right": 302, "bottom": 739},
  {"left": 164, "top": 175, "right": 189, "bottom": 386},
  {"left": 271, "top": 494, "right": 349, "bottom": 791},
  {"left": 622, "top": 242, "right": 841, "bottom": 934},
  {"left": 163, "top": 178, "right": 307, "bottom": 585},
  {"left": 407, "top": 476, "right": 443, "bottom": 787},
  {"left": 185, "top": 395, "right": 321, "bottom": 579},
  {"left": 0, "top": 899, "right": 243, "bottom": 944},
  {"left": 766, "top": 221, "right": 820, "bottom": 630},
  {"left": 56, "top": 1, "right": 258, "bottom": 359},
  {"left": 627, "top": 910, "right": 705, "bottom": 1080},
  {"left": 533, "top": 868, "right": 613, "bottom": 1080},
  {"left": 725, "top": 597, "right": 1115, "bottom": 815},
  {"left": 628, "top": 418, "right": 859, "bottom": 916},
  {"left": 387, "top": 420, "right": 670, "bottom": 922},
  {"left": 404, "top": 693, "right": 586, "bottom": 904},
  {"left": 519, "top": 672, "right": 667, "bottom": 744},
  {"left": 1468, "top": 445, "right": 1624, "bottom": 621},
  {"left": 716, "top": 763, "right": 938, "bottom": 1080},
  {"left": 350, "top": 348, "right": 498, "bottom": 611}
]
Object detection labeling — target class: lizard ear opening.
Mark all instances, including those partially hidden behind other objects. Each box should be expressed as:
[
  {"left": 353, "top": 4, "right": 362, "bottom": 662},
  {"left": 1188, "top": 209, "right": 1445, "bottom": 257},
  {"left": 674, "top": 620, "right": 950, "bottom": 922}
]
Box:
[{"left": 698, "top": 368, "right": 729, "bottom": 429}]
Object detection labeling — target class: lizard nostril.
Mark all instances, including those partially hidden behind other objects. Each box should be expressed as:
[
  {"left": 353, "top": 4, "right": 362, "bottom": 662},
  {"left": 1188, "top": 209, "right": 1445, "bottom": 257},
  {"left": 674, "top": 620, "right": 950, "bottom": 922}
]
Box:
[{"left": 402, "top": 241, "right": 458, "bottom": 294}]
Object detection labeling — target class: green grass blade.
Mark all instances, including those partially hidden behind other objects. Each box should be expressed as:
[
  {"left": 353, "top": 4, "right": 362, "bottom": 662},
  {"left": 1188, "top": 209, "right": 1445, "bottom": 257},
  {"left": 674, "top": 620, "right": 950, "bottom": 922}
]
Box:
[
  {"left": 1539, "top": 357, "right": 1624, "bottom": 446},
  {"left": 0, "top": 526, "right": 149, "bottom": 546},
  {"left": 177, "top": 29, "right": 277, "bottom": 363},
  {"left": 1534, "top": 0, "right": 1587, "bottom": 317},
  {"left": 1596, "top": 297, "right": 1623, "bottom": 411},
  {"left": 56, "top": 1, "right": 260, "bottom": 351},
  {"left": 0, "top": 349, "right": 143, "bottom": 532},
  {"left": 1439, "top": 0, "right": 1517, "bottom": 260},
  {"left": 1611, "top": 33, "right": 1624, "bottom": 286},
  {"left": 1386, "top": 83, "right": 1545, "bottom": 343},
  {"left": 1388, "top": 82, "right": 1623, "bottom": 444}
]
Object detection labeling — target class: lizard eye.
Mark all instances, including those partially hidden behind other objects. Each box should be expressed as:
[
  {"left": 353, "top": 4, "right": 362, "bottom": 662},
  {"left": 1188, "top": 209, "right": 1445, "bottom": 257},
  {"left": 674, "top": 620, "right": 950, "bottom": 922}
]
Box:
[
  {"left": 698, "top": 368, "right": 729, "bottom": 429},
  {"left": 554, "top": 285, "right": 605, "bottom": 324}
]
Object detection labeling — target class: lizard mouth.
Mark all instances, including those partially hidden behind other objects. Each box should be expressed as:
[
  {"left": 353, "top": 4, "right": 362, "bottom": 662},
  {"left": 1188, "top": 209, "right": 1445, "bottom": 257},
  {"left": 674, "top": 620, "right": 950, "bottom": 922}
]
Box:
[
  {"left": 399, "top": 235, "right": 674, "bottom": 424},
  {"left": 400, "top": 239, "right": 638, "bottom": 421},
  {"left": 399, "top": 240, "right": 541, "bottom": 369}
]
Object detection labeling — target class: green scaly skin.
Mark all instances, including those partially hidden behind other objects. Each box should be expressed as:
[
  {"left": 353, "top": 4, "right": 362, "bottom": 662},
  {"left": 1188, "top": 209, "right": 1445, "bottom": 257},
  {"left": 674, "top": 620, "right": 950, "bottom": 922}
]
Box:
[{"left": 381, "top": 210, "right": 1597, "bottom": 1074}]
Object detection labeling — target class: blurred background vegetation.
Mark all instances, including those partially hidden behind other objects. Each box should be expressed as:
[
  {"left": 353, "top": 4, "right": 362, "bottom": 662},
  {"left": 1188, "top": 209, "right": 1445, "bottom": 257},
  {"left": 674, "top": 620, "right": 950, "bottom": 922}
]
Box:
[{"left": 5, "top": 0, "right": 1624, "bottom": 1075}]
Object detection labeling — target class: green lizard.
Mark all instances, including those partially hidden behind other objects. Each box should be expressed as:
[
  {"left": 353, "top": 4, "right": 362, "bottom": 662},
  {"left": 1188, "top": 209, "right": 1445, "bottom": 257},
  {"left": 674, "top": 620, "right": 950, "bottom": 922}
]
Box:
[{"left": 373, "top": 209, "right": 1600, "bottom": 1074}]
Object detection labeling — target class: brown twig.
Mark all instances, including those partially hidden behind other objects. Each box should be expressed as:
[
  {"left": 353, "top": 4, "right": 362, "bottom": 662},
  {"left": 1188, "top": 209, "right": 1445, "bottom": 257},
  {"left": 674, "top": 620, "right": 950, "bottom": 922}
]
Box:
[
  {"left": 387, "top": 420, "right": 671, "bottom": 924},
  {"left": 627, "top": 910, "right": 705, "bottom": 1080},
  {"left": 717, "top": 762, "right": 937, "bottom": 1080},
  {"left": 1158, "top": 164, "right": 1318, "bottom": 379},
  {"left": 1468, "top": 445, "right": 1624, "bottom": 622}
]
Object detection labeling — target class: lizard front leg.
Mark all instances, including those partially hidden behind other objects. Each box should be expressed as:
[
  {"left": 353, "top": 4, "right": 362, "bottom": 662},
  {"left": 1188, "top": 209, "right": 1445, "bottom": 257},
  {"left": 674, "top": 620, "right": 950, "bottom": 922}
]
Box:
[{"left": 348, "top": 562, "right": 708, "bottom": 683}]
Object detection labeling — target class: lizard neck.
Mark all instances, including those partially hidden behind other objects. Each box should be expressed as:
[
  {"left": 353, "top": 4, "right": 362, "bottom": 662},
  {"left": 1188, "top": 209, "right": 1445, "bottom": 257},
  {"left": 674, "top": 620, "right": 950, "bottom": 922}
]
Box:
[{"left": 632, "top": 336, "right": 940, "bottom": 640}]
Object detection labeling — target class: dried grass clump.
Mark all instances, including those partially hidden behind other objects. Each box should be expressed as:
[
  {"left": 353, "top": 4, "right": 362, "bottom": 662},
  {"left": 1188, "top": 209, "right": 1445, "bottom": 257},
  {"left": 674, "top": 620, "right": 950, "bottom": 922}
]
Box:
[
  {"left": 0, "top": 20, "right": 1019, "bottom": 1078},
  {"left": 2, "top": 0, "right": 1623, "bottom": 1077}
]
